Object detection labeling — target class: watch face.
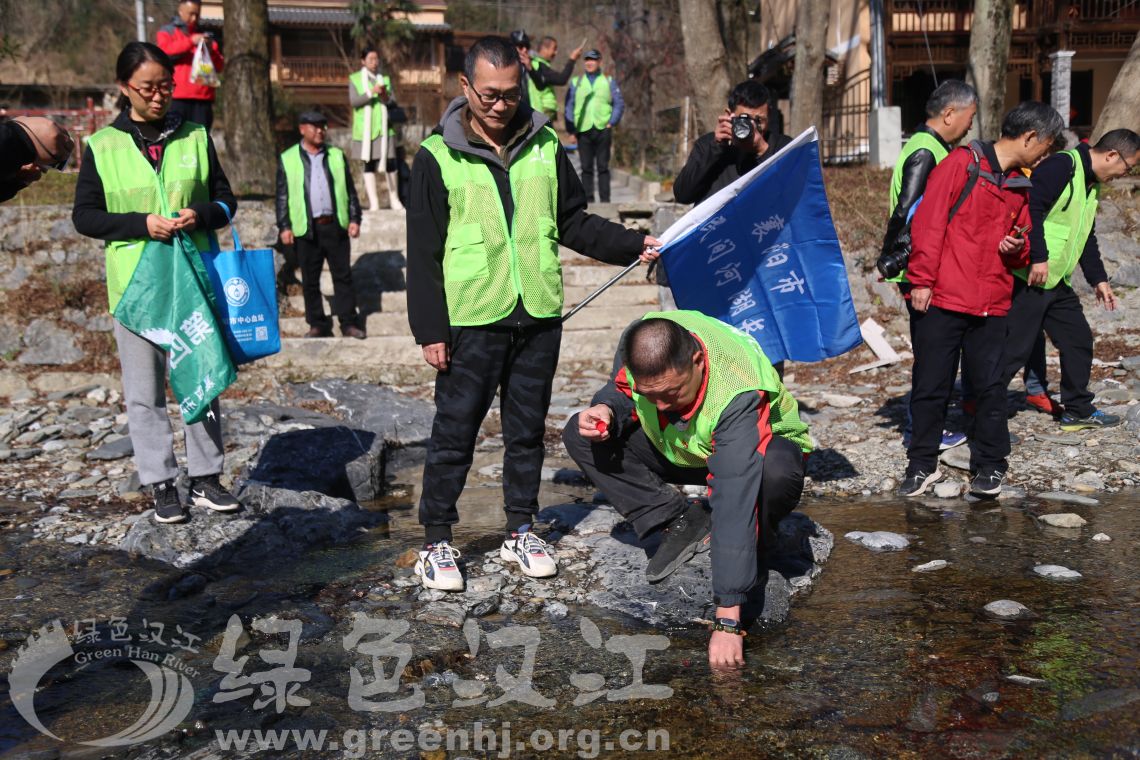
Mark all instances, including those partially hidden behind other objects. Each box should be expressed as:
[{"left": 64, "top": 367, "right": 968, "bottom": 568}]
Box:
[{"left": 716, "top": 617, "right": 740, "bottom": 627}]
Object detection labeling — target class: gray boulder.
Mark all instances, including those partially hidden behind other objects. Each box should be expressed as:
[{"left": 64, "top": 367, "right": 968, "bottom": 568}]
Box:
[
  {"left": 19, "top": 320, "right": 85, "bottom": 365},
  {"left": 246, "top": 425, "right": 384, "bottom": 501}
]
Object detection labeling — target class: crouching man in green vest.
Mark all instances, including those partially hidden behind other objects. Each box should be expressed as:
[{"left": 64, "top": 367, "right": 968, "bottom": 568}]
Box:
[
  {"left": 562, "top": 312, "right": 812, "bottom": 668},
  {"left": 1003, "top": 128, "right": 1140, "bottom": 431},
  {"left": 406, "top": 36, "right": 660, "bottom": 592},
  {"left": 276, "top": 110, "right": 365, "bottom": 339}
]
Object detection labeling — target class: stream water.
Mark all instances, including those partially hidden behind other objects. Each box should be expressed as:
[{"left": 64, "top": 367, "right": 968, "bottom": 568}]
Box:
[{"left": 1, "top": 461, "right": 1137, "bottom": 759}]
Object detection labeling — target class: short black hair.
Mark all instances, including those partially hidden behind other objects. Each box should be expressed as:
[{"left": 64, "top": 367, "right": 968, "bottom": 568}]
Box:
[
  {"left": 539, "top": 35, "right": 557, "bottom": 49},
  {"left": 622, "top": 319, "right": 699, "bottom": 378},
  {"left": 361, "top": 46, "right": 378, "bottom": 59},
  {"left": 1093, "top": 128, "right": 1140, "bottom": 157},
  {"left": 924, "top": 80, "right": 977, "bottom": 118},
  {"left": 728, "top": 80, "right": 771, "bottom": 110},
  {"left": 1000, "top": 101, "right": 1065, "bottom": 145},
  {"left": 464, "top": 35, "right": 521, "bottom": 82},
  {"left": 114, "top": 42, "right": 174, "bottom": 111}
]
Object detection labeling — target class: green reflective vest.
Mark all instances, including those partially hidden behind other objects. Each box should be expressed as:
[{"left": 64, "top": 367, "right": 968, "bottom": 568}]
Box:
[
  {"left": 629, "top": 311, "right": 812, "bottom": 469},
  {"left": 886, "top": 130, "right": 950, "bottom": 284},
  {"left": 350, "top": 70, "right": 396, "bottom": 142},
  {"left": 572, "top": 73, "right": 613, "bottom": 132},
  {"left": 1013, "top": 149, "right": 1099, "bottom": 289},
  {"left": 87, "top": 122, "right": 215, "bottom": 314},
  {"left": 420, "top": 126, "right": 563, "bottom": 325},
  {"left": 280, "top": 143, "right": 350, "bottom": 238},
  {"left": 529, "top": 55, "right": 557, "bottom": 117}
]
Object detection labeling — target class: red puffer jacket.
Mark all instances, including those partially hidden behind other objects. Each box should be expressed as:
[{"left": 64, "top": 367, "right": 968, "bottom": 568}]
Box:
[
  {"left": 908, "top": 142, "right": 1031, "bottom": 317},
  {"left": 156, "top": 19, "right": 224, "bottom": 102}
]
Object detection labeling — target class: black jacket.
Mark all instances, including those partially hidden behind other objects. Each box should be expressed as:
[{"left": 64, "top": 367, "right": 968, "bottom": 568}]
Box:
[
  {"left": 1026, "top": 142, "right": 1107, "bottom": 286},
  {"left": 880, "top": 124, "right": 949, "bottom": 259},
  {"left": 275, "top": 145, "right": 363, "bottom": 237},
  {"left": 530, "top": 57, "right": 576, "bottom": 89},
  {"left": 673, "top": 130, "right": 794, "bottom": 205},
  {"left": 73, "top": 110, "right": 236, "bottom": 241},
  {"left": 0, "top": 121, "right": 37, "bottom": 202},
  {"left": 406, "top": 96, "right": 646, "bottom": 346}
]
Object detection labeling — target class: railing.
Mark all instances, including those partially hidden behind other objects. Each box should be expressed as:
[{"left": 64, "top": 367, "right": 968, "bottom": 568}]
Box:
[
  {"left": 1031, "top": 0, "right": 1139, "bottom": 26},
  {"left": 820, "top": 69, "right": 871, "bottom": 165},
  {"left": 886, "top": 0, "right": 1030, "bottom": 32},
  {"left": 2, "top": 98, "right": 114, "bottom": 169},
  {"left": 275, "top": 56, "right": 443, "bottom": 88}
]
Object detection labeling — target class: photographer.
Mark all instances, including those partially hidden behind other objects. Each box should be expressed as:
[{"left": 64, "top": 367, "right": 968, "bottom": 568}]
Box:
[{"left": 673, "top": 80, "right": 791, "bottom": 205}]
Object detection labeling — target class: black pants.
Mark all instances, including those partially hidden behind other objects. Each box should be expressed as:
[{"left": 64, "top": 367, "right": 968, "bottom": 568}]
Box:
[
  {"left": 909, "top": 306, "right": 1009, "bottom": 473},
  {"left": 1003, "top": 280, "right": 1094, "bottom": 417},
  {"left": 295, "top": 223, "right": 359, "bottom": 331},
  {"left": 562, "top": 416, "right": 805, "bottom": 552},
  {"left": 577, "top": 127, "right": 612, "bottom": 203},
  {"left": 169, "top": 99, "right": 214, "bottom": 131},
  {"left": 419, "top": 322, "right": 562, "bottom": 543}
]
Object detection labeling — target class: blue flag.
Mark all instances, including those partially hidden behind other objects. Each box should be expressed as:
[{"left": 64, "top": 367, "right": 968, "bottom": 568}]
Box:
[{"left": 659, "top": 128, "right": 862, "bottom": 364}]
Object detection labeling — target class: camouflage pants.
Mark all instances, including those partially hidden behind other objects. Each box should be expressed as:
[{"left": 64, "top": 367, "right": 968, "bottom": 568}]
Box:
[{"left": 419, "top": 322, "right": 562, "bottom": 542}]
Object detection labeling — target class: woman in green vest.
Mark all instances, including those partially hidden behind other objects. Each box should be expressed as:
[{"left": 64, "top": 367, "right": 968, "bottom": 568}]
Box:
[
  {"left": 349, "top": 47, "right": 403, "bottom": 211},
  {"left": 72, "top": 42, "right": 241, "bottom": 525}
]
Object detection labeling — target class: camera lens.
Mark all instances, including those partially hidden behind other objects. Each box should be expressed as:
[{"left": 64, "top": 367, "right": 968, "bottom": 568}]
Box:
[{"left": 731, "top": 115, "right": 753, "bottom": 141}]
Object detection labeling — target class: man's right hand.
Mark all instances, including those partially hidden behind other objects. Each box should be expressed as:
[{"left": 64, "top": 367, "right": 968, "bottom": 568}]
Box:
[
  {"left": 146, "top": 214, "right": 179, "bottom": 242},
  {"left": 714, "top": 110, "right": 734, "bottom": 144},
  {"left": 279, "top": 230, "right": 295, "bottom": 246},
  {"left": 578, "top": 404, "right": 613, "bottom": 441},
  {"left": 422, "top": 342, "right": 450, "bottom": 371},
  {"left": 191, "top": 33, "right": 205, "bottom": 44},
  {"left": 910, "top": 286, "right": 932, "bottom": 313},
  {"left": 569, "top": 44, "right": 584, "bottom": 61}
]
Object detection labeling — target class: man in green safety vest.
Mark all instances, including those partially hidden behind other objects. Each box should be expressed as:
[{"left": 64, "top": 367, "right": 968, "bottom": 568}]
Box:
[
  {"left": 565, "top": 49, "right": 625, "bottom": 203},
  {"left": 1002, "top": 128, "right": 1140, "bottom": 432},
  {"left": 276, "top": 110, "right": 365, "bottom": 339},
  {"left": 563, "top": 312, "right": 811, "bottom": 669},
  {"left": 527, "top": 35, "right": 583, "bottom": 122},
  {"left": 406, "top": 35, "right": 661, "bottom": 592}
]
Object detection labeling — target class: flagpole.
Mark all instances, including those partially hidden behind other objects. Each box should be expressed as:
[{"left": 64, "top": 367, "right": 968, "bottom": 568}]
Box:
[{"left": 561, "top": 260, "right": 643, "bottom": 322}]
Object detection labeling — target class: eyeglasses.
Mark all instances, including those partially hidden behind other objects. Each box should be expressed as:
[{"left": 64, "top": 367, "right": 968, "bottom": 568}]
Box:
[
  {"left": 13, "top": 119, "right": 71, "bottom": 171},
  {"left": 466, "top": 82, "right": 521, "bottom": 107},
  {"left": 127, "top": 80, "right": 175, "bottom": 100},
  {"left": 1118, "top": 152, "right": 1136, "bottom": 175},
  {"left": 737, "top": 114, "right": 768, "bottom": 129}
]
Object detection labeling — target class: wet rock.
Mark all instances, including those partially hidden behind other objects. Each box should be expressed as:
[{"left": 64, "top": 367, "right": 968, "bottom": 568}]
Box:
[
  {"left": 939, "top": 447, "right": 971, "bottom": 471},
  {"left": 87, "top": 435, "right": 134, "bottom": 461},
  {"left": 290, "top": 378, "right": 435, "bottom": 451},
  {"left": 1071, "top": 471, "right": 1105, "bottom": 492},
  {"left": 1061, "top": 688, "right": 1140, "bottom": 721},
  {"left": 465, "top": 575, "right": 504, "bottom": 596},
  {"left": 1004, "top": 674, "right": 1047, "bottom": 687},
  {"left": 983, "top": 600, "right": 1031, "bottom": 619},
  {"left": 911, "top": 560, "right": 948, "bottom": 573},
  {"left": 119, "top": 485, "right": 386, "bottom": 568},
  {"left": 414, "top": 601, "right": 466, "bottom": 628},
  {"left": 544, "top": 601, "right": 569, "bottom": 620},
  {"left": 1036, "top": 491, "right": 1099, "bottom": 506},
  {"left": 1032, "top": 564, "right": 1082, "bottom": 580},
  {"left": 395, "top": 547, "right": 420, "bottom": 568},
  {"left": 246, "top": 425, "right": 385, "bottom": 501},
  {"left": 845, "top": 531, "right": 909, "bottom": 551},
  {"left": 468, "top": 596, "right": 500, "bottom": 617},
  {"left": 933, "top": 481, "right": 962, "bottom": 499},
  {"left": 1092, "top": 533, "right": 1111, "bottom": 542},
  {"left": 1037, "top": 513, "right": 1086, "bottom": 529},
  {"left": 18, "top": 320, "right": 85, "bottom": 365}
]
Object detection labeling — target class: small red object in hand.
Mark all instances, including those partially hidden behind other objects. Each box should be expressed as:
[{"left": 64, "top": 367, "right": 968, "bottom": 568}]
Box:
[{"left": 595, "top": 420, "right": 608, "bottom": 435}]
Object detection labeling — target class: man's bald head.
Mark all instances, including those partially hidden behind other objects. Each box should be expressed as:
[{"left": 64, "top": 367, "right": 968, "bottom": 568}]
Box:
[{"left": 623, "top": 318, "right": 699, "bottom": 378}]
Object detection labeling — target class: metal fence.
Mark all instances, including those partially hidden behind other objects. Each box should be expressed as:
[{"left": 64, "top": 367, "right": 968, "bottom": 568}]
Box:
[{"left": 2, "top": 98, "right": 114, "bottom": 170}]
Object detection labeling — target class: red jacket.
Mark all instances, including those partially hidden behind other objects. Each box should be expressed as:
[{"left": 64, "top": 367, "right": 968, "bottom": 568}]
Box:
[
  {"left": 908, "top": 142, "right": 1031, "bottom": 317},
  {"left": 156, "top": 19, "right": 224, "bottom": 102}
]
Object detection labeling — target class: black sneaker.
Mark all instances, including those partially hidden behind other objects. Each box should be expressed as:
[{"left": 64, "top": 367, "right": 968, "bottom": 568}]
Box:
[
  {"left": 188, "top": 474, "right": 242, "bottom": 512},
  {"left": 644, "top": 500, "right": 711, "bottom": 583},
  {"left": 897, "top": 467, "right": 943, "bottom": 497},
  {"left": 969, "top": 467, "right": 1005, "bottom": 497},
  {"left": 1059, "top": 409, "right": 1121, "bottom": 432},
  {"left": 151, "top": 480, "right": 187, "bottom": 524}
]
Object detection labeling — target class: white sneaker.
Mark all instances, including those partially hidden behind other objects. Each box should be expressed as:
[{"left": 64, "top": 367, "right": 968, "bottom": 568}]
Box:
[
  {"left": 500, "top": 528, "right": 557, "bottom": 578},
  {"left": 415, "top": 541, "right": 464, "bottom": 591}
]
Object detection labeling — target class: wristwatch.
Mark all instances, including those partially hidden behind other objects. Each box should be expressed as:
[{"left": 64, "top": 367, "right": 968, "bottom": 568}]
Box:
[{"left": 711, "top": 617, "right": 746, "bottom": 636}]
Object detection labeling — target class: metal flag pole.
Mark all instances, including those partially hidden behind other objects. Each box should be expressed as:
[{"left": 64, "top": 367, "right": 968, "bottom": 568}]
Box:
[{"left": 560, "top": 259, "right": 644, "bottom": 323}]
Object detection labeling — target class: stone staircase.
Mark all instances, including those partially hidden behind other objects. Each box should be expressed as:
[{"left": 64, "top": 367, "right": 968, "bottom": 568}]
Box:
[{"left": 260, "top": 204, "right": 662, "bottom": 385}]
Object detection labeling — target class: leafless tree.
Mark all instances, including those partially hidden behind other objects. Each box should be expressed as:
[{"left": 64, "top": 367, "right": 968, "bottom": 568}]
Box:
[
  {"left": 1091, "top": 31, "right": 1140, "bottom": 143},
  {"left": 221, "top": 0, "right": 276, "bottom": 196},
  {"left": 965, "top": 0, "right": 1013, "bottom": 141},
  {"left": 789, "top": 0, "right": 830, "bottom": 135},
  {"left": 679, "top": 0, "right": 731, "bottom": 132}
]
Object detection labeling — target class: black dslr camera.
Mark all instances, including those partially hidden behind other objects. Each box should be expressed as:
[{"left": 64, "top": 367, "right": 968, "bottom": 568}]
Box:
[
  {"left": 730, "top": 114, "right": 755, "bottom": 141},
  {"left": 876, "top": 230, "right": 911, "bottom": 279}
]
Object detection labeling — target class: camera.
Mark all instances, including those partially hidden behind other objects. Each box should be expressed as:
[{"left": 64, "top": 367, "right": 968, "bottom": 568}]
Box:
[
  {"left": 875, "top": 230, "right": 911, "bottom": 279},
  {"left": 730, "top": 114, "right": 755, "bottom": 141}
]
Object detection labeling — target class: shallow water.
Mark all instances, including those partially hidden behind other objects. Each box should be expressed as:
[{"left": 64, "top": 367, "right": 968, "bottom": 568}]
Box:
[{"left": 1, "top": 466, "right": 1137, "bottom": 759}]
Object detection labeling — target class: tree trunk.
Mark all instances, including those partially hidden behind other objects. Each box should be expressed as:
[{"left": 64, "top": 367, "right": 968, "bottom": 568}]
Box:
[
  {"left": 679, "top": 0, "right": 731, "bottom": 133},
  {"left": 789, "top": 0, "right": 830, "bottom": 135},
  {"left": 222, "top": 0, "right": 275, "bottom": 197},
  {"left": 1091, "top": 31, "right": 1140, "bottom": 142},
  {"left": 965, "top": 0, "right": 1013, "bottom": 141}
]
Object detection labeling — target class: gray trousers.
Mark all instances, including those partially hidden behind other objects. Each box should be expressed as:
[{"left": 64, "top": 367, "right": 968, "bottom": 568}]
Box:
[{"left": 113, "top": 319, "right": 224, "bottom": 486}]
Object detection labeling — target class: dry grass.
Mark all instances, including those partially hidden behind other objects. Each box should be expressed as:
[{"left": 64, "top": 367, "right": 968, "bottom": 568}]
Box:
[
  {"left": 823, "top": 164, "right": 892, "bottom": 263},
  {"left": 0, "top": 172, "right": 79, "bottom": 207}
]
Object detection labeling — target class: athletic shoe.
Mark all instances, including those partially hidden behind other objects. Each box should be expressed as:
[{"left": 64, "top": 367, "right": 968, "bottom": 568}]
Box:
[
  {"left": 152, "top": 480, "right": 187, "bottom": 524},
  {"left": 188, "top": 474, "right": 242, "bottom": 512},
  {"left": 1060, "top": 409, "right": 1121, "bottom": 432},
  {"left": 500, "top": 526, "right": 557, "bottom": 578},
  {"left": 1025, "top": 393, "right": 1061, "bottom": 416},
  {"left": 645, "top": 500, "right": 711, "bottom": 583},
  {"left": 897, "top": 467, "right": 944, "bottom": 497},
  {"left": 415, "top": 541, "right": 464, "bottom": 591},
  {"left": 969, "top": 467, "right": 1006, "bottom": 497}
]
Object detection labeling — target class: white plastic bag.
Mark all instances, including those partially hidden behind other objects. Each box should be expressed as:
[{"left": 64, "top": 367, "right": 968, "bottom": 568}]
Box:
[{"left": 189, "top": 38, "right": 220, "bottom": 88}]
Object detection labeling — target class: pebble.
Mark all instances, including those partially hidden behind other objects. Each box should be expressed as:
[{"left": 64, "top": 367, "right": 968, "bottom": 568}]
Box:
[
  {"left": 933, "top": 481, "right": 962, "bottom": 499},
  {"left": 844, "top": 531, "right": 909, "bottom": 551},
  {"left": 1005, "top": 674, "right": 1048, "bottom": 686},
  {"left": 1036, "top": 491, "right": 1099, "bottom": 506},
  {"left": 1033, "top": 564, "right": 1082, "bottom": 580},
  {"left": 911, "top": 560, "right": 948, "bottom": 573},
  {"left": 984, "top": 600, "right": 1031, "bottom": 619},
  {"left": 939, "top": 447, "right": 971, "bottom": 471},
  {"left": 821, "top": 393, "right": 863, "bottom": 408},
  {"left": 1092, "top": 533, "right": 1111, "bottom": 542},
  {"left": 1037, "top": 513, "right": 1087, "bottom": 528}
]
